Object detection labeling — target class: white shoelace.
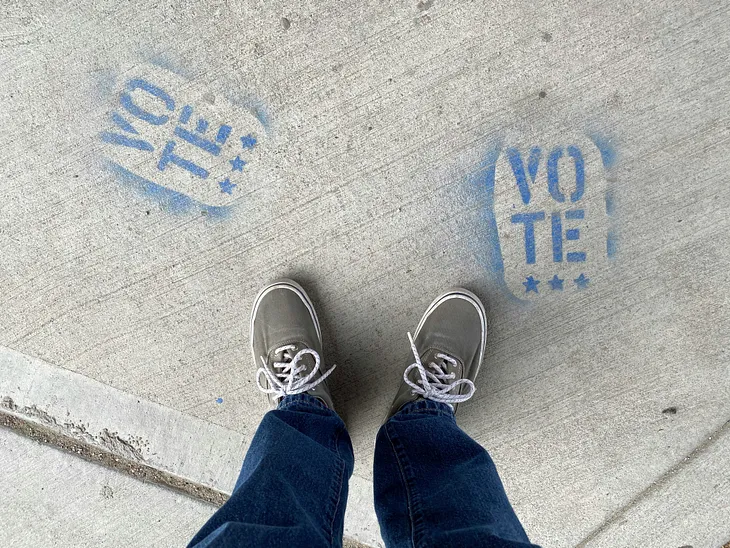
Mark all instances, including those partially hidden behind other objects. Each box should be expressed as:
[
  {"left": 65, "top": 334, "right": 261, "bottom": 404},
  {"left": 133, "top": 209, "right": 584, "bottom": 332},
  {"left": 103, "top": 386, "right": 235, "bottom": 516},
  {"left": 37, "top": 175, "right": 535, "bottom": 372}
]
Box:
[
  {"left": 403, "top": 332, "right": 476, "bottom": 404},
  {"left": 256, "top": 345, "right": 336, "bottom": 400}
]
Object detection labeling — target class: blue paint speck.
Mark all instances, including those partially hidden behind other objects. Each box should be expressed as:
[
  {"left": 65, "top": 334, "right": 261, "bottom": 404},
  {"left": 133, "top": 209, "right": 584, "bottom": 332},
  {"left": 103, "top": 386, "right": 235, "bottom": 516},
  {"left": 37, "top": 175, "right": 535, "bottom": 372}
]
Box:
[
  {"left": 607, "top": 231, "right": 618, "bottom": 258},
  {"left": 605, "top": 190, "right": 616, "bottom": 216},
  {"left": 216, "top": 397, "right": 224, "bottom": 404}
]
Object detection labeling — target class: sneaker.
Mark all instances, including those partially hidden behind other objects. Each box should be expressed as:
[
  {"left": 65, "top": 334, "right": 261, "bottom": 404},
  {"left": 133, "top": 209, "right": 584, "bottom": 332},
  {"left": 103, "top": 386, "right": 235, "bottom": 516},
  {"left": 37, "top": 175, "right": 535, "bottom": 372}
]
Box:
[
  {"left": 250, "top": 279, "right": 335, "bottom": 409},
  {"left": 385, "top": 288, "right": 487, "bottom": 419}
]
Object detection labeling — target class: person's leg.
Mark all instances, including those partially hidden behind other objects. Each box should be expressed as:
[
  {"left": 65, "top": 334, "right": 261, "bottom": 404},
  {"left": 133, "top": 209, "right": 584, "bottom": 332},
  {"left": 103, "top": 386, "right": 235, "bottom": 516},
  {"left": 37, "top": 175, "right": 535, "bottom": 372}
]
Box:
[
  {"left": 189, "top": 279, "right": 352, "bottom": 548},
  {"left": 374, "top": 401, "right": 534, "bottom": 548},
  {"left": 189, "top": 393, "right": 353, "bottom": 548},
  {"left": 374, "top": 290, "right": 538, "bottom": 548}
]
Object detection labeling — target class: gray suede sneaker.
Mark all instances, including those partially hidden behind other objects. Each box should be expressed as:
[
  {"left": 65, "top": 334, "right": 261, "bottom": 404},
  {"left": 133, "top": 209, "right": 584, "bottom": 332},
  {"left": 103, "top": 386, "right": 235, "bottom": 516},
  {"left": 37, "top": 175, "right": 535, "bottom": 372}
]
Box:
[
  {"left": 385, "top": 288, "right": 487, "bottom": 420},
  {"left": 250, "top": 279, "right": 335, "bottom": 409}
]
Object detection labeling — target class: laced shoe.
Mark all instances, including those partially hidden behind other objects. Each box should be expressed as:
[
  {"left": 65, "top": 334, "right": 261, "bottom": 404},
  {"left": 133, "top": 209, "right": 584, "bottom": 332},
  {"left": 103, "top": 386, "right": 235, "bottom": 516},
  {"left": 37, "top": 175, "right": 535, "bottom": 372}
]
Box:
[
  {"left": 251, "top": 279, "right": 335, "bottom": 408},
  {"left": 385, "top": 288, "right": 487, "bottom": 419}
]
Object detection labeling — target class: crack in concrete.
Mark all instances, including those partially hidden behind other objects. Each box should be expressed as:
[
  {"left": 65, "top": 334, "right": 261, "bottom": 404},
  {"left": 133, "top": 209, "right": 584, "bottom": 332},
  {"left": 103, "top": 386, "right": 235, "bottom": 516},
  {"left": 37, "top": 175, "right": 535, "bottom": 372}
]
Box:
[
  {"left": 0, "top": 407, "right": 228, "bottom": 506},
  {"left": 0, "top": 406, "right": 374, "bottom": 548}
]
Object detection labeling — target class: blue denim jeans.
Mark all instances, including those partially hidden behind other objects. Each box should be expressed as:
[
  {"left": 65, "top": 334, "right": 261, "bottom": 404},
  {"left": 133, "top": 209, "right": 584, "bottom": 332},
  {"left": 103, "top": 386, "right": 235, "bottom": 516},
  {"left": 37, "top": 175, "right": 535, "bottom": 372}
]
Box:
[{"left": 188, "top": 394, "right": 537, "bottom": 548}]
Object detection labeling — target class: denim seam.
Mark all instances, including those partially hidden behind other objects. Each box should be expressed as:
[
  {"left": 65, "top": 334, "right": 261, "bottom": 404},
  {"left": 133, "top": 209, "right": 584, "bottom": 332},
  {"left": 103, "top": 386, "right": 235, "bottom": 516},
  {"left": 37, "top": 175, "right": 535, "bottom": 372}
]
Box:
[
  {"left": 333, "top": 422, "right": 340, "bottom": 461},
  {"left": 394, "top": 399, "right": 455, "bottom": 419},
  {"left": 326, "top": 423, "right": 346, "bottom": 547},
  {"left": 385, "top": 423, "right": 423, "bottom": 548},
  {"left": 277, "top": 395, "right": 345, "bottom": 547},
  {"left": 278, "top": 397, "right": 330, "bottom": 413},
  {"left": 328, "top": 450, "right": 346, "bottom": 547},
  {"left": 396, "top": 408, "right": 454, "bottom": 419}
]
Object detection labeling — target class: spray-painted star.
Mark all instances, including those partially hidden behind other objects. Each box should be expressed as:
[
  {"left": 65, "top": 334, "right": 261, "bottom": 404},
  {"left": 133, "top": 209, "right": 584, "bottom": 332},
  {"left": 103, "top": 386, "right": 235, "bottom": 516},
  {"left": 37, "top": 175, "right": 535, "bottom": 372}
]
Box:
[
  {"left": 240, "top": 134, "right": 257, "bottom": 149},
  {"left": 219, "top": 178, "right": 237, "bottom": 195},
  {"left": 230, "top": 156, "right": 247, "bottom": 171},
  {"left": 574, "top": 273, "right": 590, "bottom": 289},
  {"left": 548, "top": 275, "right": 564, "bottom": 291},
  {"left": 523, "top": 276, "right": 540, "bottom": 294}
]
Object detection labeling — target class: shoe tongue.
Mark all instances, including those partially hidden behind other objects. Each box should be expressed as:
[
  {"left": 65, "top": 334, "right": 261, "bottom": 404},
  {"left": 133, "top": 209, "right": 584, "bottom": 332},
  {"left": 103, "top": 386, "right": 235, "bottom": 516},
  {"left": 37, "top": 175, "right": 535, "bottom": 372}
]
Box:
[
  {"left": 421, "top": 348, "right": 443, "bottom": 363},
  {"left": 421, "top": 349, "right": 460, "bottom": 372},
  {"left": 296, "top": 352, "right": 316, "bottom": 370},
  {"left": 275, "top": 343, "right": 317, "bottom": 369}
]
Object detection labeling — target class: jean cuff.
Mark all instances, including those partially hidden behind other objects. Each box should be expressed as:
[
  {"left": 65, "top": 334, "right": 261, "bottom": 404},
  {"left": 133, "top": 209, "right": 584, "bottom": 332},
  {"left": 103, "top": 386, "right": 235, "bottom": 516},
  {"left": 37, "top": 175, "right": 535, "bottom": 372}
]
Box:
[
  {"left": 393, "top": 398, "right": 455, "bottom": 418},
  {"left": 277, "top": 393, "right": 331, "bottom": 412}
]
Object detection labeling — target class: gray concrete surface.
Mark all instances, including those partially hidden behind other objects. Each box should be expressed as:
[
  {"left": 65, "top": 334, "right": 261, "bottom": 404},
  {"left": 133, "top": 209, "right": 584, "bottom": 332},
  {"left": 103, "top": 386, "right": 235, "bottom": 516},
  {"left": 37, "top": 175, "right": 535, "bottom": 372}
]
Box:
[
  {"left": 1, "top": 0, "right": 729, "bottom": 546},
  {"left": 584, "top": 419, "right": 730, "bottom": 548},
  {"left": 0, "top": 427, "right": 370, "bottom": 548},
  {"left": 0, "top": 427, "right": 216, "bottom": 547},
  {"left": 0, "top": 345, "right": 382, "bottom": 546}
]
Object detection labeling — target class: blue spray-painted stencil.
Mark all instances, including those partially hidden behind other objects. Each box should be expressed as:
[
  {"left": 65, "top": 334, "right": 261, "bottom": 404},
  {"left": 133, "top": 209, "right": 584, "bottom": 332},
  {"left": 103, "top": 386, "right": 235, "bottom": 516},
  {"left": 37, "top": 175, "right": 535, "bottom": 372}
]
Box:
[
  {"left": 104, "top": 160, "right": 231, "bottom": 219},
  {"left": 548, "top": 274, "right": 564, "bottom": 291},
  {"left": 475, "top": 134, "right": 618, "bottom": 302},
  {"left": 99, "top": 71, "right": 268, "bottom": 216}
]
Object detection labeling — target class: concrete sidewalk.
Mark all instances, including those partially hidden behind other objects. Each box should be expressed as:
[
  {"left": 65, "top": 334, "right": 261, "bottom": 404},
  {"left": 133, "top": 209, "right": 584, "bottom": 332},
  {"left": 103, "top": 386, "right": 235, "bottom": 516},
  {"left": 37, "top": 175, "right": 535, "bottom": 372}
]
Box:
[
  {"left": 0, "top": 427, "right": 217, "bottom": 548},
  {"left": 0, "top": 346, "right": 380, "bottom": 546},
  {"left": 1, "top": 0, "right": 729, "bottom": 546},
  {"left": 1, "top": 346, "right": 728, "bottom": 547}
]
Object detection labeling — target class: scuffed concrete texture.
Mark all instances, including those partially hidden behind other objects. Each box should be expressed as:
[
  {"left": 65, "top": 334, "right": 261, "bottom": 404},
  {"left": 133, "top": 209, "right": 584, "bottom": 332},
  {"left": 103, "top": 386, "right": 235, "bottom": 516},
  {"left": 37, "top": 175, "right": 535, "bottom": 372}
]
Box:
[
  {"left": 0, "top": 0, "right": 729, "bottom": 546},
  {"left": 1, "top": 396, "right": 146, "bottom": 461},
  {"left": 582, "top": 419, "right": 730, "bottom": 548},
  {"left": 0, "top": 427, "right": 217, "bottom": 547},
  {"left": 0, "top": 413, "right": 378, "bottom": 547},
  {"left": 0, "top": 423, "right": 365, "bottom": 548},
  {"left": 0, "top": 412, "right": 229, "bottom": 507},
  {"left": 0, "top": 343, "right": 247, "bottom": 495},
  {"left": 0, "top": 345, "right": 383, "bottom": 546}
]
